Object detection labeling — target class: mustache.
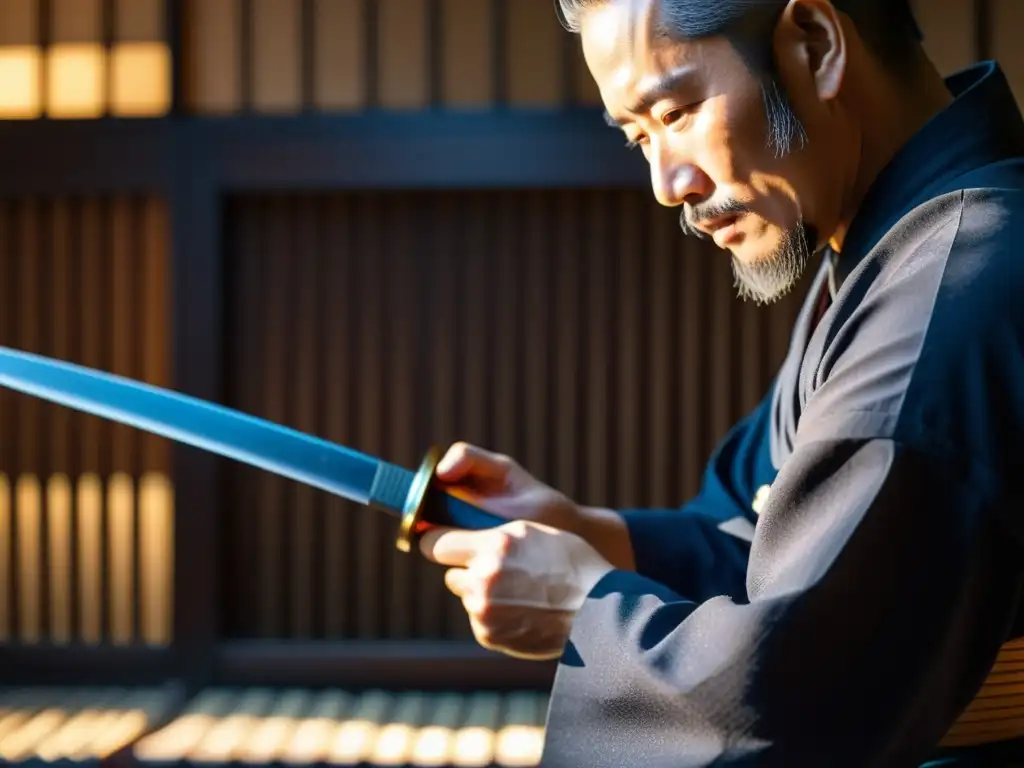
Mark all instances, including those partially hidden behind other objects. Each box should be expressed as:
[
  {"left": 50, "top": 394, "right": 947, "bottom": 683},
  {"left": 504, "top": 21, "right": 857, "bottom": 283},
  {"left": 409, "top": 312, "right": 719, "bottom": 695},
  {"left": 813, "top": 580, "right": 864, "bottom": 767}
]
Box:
[{"left": 680, "top": 199, "right": 753, "bottom": 238}]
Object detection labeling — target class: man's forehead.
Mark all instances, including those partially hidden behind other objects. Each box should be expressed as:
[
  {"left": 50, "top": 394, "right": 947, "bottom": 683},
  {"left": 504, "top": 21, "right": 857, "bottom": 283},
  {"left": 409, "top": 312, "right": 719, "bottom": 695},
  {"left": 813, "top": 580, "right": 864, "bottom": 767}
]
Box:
[
  {"left": 580, "top": 0, "right": 706, "bottom": 117},
  {"left": 580, "top": 0, "right": 669, "bottom": 68}
]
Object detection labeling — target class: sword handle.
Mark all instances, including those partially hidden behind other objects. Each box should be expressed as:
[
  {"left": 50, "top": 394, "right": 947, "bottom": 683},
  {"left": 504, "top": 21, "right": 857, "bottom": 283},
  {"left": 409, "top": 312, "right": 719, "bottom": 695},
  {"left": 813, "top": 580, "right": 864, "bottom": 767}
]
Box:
[{"left": 395, "top": 446, "right": 506, "bottom": 552}]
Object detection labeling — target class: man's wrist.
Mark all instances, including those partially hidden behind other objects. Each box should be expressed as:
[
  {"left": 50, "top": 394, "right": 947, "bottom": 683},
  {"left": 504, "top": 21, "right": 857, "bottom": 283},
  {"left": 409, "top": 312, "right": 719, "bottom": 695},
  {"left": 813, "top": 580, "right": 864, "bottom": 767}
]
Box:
[{"left": 577, "top": 505, "right": 637, "bottom": 572}]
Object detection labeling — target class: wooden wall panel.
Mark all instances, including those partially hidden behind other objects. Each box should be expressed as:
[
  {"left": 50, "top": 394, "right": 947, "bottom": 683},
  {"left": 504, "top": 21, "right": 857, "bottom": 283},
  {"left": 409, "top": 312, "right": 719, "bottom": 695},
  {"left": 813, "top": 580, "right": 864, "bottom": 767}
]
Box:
[
  {"left": 185, "top": 0, "right": 241, "bottom": 113},
  {"left": 992, "top": 0, "right": 1024, "bottom": 109},
  {"left": 312, "top": 0, "right": 365, "bottom": 110},
  {"left": 181, "top": 0, "right": 603, "bottom": 113},
  {"left": 912, "top": 0, "right": 978, "bottom": 77},
  {"left": 377, "top": 0, "right": 432, "bottom": 108},
  {"left": 440, "top": 0, "right": 493, "bottom": 108},
  {"left": 251, "top": 0, "right": 303, "bottom": 112},
  {"left": 219, "top": 190, "right": 805, "bottom": 641},
  {"left": 0, "top": 197, "right": 174, "bottom": 648}
]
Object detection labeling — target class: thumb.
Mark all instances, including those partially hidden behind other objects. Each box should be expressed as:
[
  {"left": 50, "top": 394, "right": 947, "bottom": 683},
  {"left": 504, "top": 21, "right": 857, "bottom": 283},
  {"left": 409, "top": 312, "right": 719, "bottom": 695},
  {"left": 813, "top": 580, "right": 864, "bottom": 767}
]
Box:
[
  {"left": 419, "top": 525, "right": 485, "bottom": 566},
  {"left": 436, "top": 442, "right": 515, "bottom": 489}
]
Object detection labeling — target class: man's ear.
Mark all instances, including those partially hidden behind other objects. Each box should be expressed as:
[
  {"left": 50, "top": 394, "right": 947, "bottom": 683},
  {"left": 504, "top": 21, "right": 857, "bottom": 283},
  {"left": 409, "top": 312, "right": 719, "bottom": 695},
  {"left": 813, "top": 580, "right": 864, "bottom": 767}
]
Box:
[{"left": 776, "top": 0, "right": 847, "bottom": 102}]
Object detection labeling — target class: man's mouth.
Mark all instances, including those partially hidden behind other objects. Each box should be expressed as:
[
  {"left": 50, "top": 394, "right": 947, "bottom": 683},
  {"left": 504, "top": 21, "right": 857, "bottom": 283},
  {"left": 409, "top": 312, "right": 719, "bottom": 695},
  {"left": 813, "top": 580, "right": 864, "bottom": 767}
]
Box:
[{"left": 702, "top": 213, "right": 743, "bottom": 247}]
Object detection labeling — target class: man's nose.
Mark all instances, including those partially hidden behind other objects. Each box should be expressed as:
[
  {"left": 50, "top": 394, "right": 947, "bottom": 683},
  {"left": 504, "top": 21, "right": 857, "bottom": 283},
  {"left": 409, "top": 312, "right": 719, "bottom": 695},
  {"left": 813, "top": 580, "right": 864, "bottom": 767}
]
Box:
[{"left": 650, "top": 147, "right": 711, "bottom": 208}]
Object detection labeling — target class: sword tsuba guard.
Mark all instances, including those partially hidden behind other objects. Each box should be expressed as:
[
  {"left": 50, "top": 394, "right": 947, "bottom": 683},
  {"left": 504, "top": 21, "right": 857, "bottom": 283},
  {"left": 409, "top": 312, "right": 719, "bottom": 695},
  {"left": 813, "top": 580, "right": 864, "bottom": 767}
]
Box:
[{"left": 396, "top": 446, "right": 442, "bottom": 553}]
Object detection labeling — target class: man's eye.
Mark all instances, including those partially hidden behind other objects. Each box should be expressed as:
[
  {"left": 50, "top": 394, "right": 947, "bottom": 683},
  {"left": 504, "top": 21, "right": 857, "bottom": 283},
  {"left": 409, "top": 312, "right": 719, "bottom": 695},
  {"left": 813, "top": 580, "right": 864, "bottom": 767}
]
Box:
[
  {"left": 662, "top": 101, "right": 703, "bottom": 126},
  {"left": 624, "top": 134, "right": 647, "bottom": 149}
]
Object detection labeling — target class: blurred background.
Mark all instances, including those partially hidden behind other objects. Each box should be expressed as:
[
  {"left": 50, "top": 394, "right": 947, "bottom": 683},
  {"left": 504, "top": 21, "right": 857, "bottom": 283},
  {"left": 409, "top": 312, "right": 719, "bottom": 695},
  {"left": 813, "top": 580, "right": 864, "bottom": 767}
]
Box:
[{"left": 0, "top": 0, "right": 1019, "bottom": 765}]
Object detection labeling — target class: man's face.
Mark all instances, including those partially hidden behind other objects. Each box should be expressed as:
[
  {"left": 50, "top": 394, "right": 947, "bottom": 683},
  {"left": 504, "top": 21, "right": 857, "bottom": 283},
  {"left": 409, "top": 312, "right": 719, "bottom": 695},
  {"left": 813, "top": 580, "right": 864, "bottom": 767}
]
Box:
[{"left": 579, "top": 0, "right": 847, "bottom": 303}]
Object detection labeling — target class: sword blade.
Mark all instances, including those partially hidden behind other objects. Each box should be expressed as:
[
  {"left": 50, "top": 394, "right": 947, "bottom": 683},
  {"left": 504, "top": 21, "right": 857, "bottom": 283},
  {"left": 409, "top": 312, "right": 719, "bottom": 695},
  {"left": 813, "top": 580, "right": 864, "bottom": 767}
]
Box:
[{"left": 0, "top": 345, "right": 407, "bottom": 512}]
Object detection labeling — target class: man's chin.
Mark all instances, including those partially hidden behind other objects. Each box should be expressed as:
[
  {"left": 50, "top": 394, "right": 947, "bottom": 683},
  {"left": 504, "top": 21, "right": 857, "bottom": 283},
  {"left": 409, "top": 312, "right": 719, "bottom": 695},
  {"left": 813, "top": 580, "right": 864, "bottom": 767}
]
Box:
[{"left": 729, "top": 238, "right": 812, "bottom": 305}]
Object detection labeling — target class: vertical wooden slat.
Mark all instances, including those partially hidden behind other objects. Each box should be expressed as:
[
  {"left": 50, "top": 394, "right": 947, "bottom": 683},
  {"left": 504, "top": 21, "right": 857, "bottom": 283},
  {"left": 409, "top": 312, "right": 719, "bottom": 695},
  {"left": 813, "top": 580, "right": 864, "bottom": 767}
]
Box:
[
  {"left": 259, "top": 197, "right": 290, "bottom": 637},
  {"left": 353, "top": 195, "right": 383, "bottom": 639},
  {"left": 48, "top": 0, "right": 105, "bottom": 118},
  {"left": 554, "top": 194, "right": 579, "bottom": 500},
  {"left": 0, "top": 474, "right": 9, "bottom": 642},
  {"left": 0, "top": 0, "right": 37, "bottom": 44},
  {"left": 914, "top": 0, "right": 977, "bottom": 76},
  {"left": 223, "top": 199, "right": 262, "bottom": 639},
  {"left": 0, "top": 202, "right": 10, "bottom": 641},
  {"left": 505, "top": 0, "right": 562, "bottom": 106},
  {"left": 615, "top": 193, "right": 641, "bottom": 507},
  {"left": 492, "top": 191, "right": 519, "bottom": 457},
  {"left": 647, "top": 205, "right": 674, "bottom": 505},
  {"left": 51, "top": 0, "right": 102, "bottom": 41},
  {"left": 116, "top": 0, "right": 164, "bottom": 40},
  {"left": 440, "top": 0, "right": 493, "bottom": 107},
  {"left": 16, "top": 202, "right": 42, "bottom": 644},
  {"left": 111, "top": 0, "right": 170, "bottom": 116},
  {"left": 48, "top": 200, "right": 73, "bottom": 645},
  {"left": 709, "top": 249, "right": 735, "bottom": 458},
  {"left": 991, "top": 0, "right": 1024, "bottom": 108},
  {"left": 108, "top": 197, "right": 136, "bottom": 646},
  {"left": 583, "top": 191, "right": 612, "bottom": 507},
  {"left": 186, "top": 0, "right": 241, "bottom": 113},
  {"left": 386, "top": 193, "right": 418, "bottom": 639},
  {"left": 321, "top": 195, "right": 353, "bottom": 639},
  {"left": 289, "top": 197, "right": 319, "bottom": 638},
  {"left": 376, "top": 0, "right": 430, "bottom": 109},
  {"left": 426, "top": 194, "right": 458, "bottom": 638},
  {"left": 312, "top": 0, "right": 365, "bottom": 110},
  {"left": 77, "top": 199, "right": 104, "bottom": 645},
  {"left": 251, "top": 0, "right": 302, "bottom": 112},
  {"left": 522, "top": 194, "right": 549, "bottom": 486},
  {"left": 0, "top": 0, "right": 42, "bottom": 118},
  {"left": 139, "top": 198, "right": 173, "bottom": 647}
]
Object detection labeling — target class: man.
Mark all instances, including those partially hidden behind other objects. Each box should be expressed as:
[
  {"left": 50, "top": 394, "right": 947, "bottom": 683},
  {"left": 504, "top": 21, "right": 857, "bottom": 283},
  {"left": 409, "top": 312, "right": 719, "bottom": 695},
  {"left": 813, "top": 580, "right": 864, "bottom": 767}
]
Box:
[{"left": 420, "top": 0, "right": 1024, "bottom": 765}]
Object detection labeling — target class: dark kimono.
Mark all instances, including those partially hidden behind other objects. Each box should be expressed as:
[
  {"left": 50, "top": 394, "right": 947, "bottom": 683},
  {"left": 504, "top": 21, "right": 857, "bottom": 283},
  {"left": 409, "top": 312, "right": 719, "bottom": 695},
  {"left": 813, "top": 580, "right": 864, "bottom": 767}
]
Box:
[{"left": 541, "top": 61, "right": 1024, "bottom": 768}]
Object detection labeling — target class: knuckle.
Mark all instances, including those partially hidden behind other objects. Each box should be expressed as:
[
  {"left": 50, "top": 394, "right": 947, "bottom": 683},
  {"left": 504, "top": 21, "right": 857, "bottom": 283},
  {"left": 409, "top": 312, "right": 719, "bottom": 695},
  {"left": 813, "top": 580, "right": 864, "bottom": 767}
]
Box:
[
  {"left": 506, "top": 519, "right": 529, "bottom": 537},
  {"left": 492, "top": 530, "right": 518, "bottom": 558},
  {"left": 446, "top": 440, "right": 471, "bottom": 459}
]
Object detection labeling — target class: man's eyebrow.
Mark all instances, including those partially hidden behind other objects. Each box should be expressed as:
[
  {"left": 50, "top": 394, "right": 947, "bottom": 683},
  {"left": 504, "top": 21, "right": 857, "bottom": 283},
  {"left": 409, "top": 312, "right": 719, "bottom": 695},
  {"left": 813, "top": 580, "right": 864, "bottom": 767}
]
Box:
[{"left": 603, "top": 66, "right": 696, "bottom": 127}]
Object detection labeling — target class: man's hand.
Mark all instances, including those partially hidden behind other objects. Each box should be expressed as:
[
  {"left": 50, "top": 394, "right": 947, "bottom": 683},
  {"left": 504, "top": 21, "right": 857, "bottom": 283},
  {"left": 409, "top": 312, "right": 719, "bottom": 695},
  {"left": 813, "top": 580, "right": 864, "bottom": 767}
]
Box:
[
  {"left": 434, "top": 442, "right": 636, "bottom": 571},
  {"left": 419, "top": 520, "right": 615, "bottom": 660}
]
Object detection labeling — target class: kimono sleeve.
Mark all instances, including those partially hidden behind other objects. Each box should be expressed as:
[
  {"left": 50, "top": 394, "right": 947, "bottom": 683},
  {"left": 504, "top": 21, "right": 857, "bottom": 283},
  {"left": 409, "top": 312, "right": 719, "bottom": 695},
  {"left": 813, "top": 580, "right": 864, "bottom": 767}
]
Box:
[
  {"left": 541, "top": 433, "right": 1023, "bottom": 768},
  {"left": 617, "top": 387, "right": 778, "bottom": 604}
]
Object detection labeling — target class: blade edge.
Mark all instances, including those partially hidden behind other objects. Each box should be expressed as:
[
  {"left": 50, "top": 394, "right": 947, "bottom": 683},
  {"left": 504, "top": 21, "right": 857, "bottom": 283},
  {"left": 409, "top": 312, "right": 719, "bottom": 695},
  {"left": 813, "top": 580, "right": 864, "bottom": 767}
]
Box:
[{"left": 0, "top": 346, "right": 407, "bottom": 510}]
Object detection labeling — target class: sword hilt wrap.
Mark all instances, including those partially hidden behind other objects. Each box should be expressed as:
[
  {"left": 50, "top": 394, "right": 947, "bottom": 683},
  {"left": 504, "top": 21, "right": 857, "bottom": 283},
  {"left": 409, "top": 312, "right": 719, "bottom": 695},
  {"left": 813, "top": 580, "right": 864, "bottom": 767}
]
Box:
[{"left": 395, "top": 446, "right": 506, "bottom": 553}]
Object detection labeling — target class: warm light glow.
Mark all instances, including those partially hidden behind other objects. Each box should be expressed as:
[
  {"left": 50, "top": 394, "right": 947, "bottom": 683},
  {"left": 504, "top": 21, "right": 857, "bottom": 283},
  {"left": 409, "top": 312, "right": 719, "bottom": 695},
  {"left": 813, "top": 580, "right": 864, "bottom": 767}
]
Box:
[
  {"left": 77, "top": 473, "right": 103, "bottom": 643},
  {"left": 0, "top": 476, "right": 9, "bottom": 641},
  {"left": 132, "top": 690, "right": 236, "bottom": 761},
  {"left": 0, "top": 688, "right": 173, "bottom": 761},
  {"left": 46, "top": 43, "right": 106, "bottom": 118},
  {"left": 46, "top": 474, "right": 73, "bottom": 645},
  {"left": 129, "top": 690, "right": 551, "bottom": 766},
  {"left": 15, "top": 475, "right": 41, "bottom": 643},
  {"left": 495, "top": 725, "right": 546, "bottom": 767},
  {"left": 111, "top": 42, "right": 171, "bottom": 116},
  {"left": 0, "top": 705, "right": 69, "bottom": 760},
  {"left": 0, "top": 471, "right": 173, "bottom": 647},
  {"left": 139, "top": 471, "right": 174, "bottom": 646},
  {"left": 0, "top": 46, "right": 42, "bottom": 118}
]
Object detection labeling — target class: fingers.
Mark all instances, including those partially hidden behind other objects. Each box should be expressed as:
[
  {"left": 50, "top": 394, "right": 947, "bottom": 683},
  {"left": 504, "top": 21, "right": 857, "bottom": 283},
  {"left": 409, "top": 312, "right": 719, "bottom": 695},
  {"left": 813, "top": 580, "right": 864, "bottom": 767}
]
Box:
[
  {"left": 436, "top": 441, "right": 514, "bottom": 485},
  {"left": 419, "top": 526, "right": 485, "bottom": 566}
]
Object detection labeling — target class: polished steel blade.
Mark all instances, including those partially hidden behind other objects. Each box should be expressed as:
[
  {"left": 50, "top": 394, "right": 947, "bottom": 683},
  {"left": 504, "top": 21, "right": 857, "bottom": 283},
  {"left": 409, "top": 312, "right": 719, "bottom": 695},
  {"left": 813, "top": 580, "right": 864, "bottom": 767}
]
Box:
[{"left": 0, "top": 345, "right": 414, "bottom": 513}]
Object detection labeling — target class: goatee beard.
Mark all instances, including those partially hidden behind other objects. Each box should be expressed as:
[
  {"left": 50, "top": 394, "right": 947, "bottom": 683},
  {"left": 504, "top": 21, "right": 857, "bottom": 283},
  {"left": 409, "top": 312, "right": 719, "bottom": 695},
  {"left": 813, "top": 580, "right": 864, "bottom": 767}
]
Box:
[{"left": 729, "top": 221, "right": 817, "bottom": 305}]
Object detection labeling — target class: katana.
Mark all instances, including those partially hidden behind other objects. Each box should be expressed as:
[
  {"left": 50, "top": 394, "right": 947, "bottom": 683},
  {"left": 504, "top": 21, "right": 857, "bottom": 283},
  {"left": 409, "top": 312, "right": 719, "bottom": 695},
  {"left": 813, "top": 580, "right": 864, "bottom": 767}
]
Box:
[{"left": 0, "top": 345, "right": 504, "bottom": 553}]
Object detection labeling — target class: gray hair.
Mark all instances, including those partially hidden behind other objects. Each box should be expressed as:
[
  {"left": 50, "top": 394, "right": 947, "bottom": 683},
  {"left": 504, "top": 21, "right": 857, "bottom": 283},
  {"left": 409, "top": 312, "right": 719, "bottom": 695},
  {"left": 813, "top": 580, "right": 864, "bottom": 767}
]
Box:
[{"left": 555, "top": 0, "right": 922, "bottom": 157}]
